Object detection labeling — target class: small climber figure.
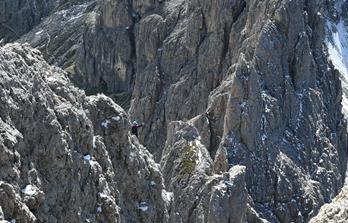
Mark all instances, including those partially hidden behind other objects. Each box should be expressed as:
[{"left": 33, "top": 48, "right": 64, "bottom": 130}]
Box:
[{"left": 131, "top": 121, "right": 143, "bottom": 137}]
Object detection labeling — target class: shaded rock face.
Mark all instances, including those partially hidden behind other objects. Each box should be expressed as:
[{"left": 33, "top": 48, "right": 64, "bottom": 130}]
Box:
[
  {"left": 0, "top": 0, "right": 97, "bottom": 78},
  {"left": 78, "top": 0, "right": 249, "bottom": 157},
  {"left": 77, "top": 0, "right": 348, "bottom": 222},
  {"left": 0, "top": 44, "right": 169, "bottom": 223},
  {"left": 0, "top": 0, "right": 56, "bottom": 43},
  {"left": 18, "top": 0, "right": 97, "bottom": 69},
  {"left": 76, "top": 0, "right": 136, "bottom": 96}
]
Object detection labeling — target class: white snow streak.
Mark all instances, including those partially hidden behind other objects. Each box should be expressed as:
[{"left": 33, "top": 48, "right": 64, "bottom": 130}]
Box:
[
  {"left": 84, "top": 154, "right": 91, "bottom": 161},
  {"left": 92, "top": 136, "right": 97, "bottom": 149},
  {"left": 112, "top": 116, "right": 121, "bottom": 121},
  {"left": 21, "top": 185, "right": 37, "bottom": 196},
  {"left": 162, "top": 190, "right": 174, "bottom": 204},
  {"left": 101, "top": 119, "right": 110, "bottom": 128},
  {"left": 137, "top": 202, "right": 149, "bottom": 212},
  {"left": 326, "top": 4, "right": 348, "bottom": 117},
  {"left": 326, "top": 3, "right": 348, "bottom": 185}
]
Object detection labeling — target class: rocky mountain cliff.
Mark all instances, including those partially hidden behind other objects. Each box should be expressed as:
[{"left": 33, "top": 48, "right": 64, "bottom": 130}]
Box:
[
  {"left": 0, "top": 0, "right": 348, "bottom": 223},
  {"left": 0, "top": 43, "right": 255, "bottom": 222}
]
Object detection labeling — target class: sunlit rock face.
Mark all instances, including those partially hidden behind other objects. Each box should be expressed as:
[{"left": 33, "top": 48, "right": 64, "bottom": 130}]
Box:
[
  {"left": 326, "top": 0, "right": 348, "bottom": 118},
  {"left": 309, "top": 185, "right": 348, "bottom": 223},
  {"left": 0, "top": 43, "right": 253, "bottom": 223}
]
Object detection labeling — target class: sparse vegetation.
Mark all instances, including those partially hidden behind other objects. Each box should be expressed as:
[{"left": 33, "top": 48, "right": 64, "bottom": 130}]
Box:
[{"left": 178, "top": 142, "right": 197, "bottom": 177}]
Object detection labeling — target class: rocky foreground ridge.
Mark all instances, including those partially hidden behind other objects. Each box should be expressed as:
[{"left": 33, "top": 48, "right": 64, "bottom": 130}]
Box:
[
  {"left": 309, "top": 184, "right": 348, "bottom": 222},
  {"left": 0, "top": 0, "right": 348, "bottom": 222}
]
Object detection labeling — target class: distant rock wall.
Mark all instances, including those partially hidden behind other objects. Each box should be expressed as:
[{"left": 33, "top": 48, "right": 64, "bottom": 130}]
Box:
[
  {"left": 0, "top": 0, "right": 56, "bottom": 43},
  {"left": 18, "top": 1, "right": 96, "bottom": 69},
  {"left": 76, "top": 0, "right": 136, "bottom": 95},
  {"left": 77, "top": 0, "right": 348, "bottom": 221}
]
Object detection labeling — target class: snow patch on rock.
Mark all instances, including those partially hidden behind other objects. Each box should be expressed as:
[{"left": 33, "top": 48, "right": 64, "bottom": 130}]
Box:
[
  {"left": 21, "top": 185, "right": 37, "bottom": 196},
  {"left": 112, "top": 116, "right": 121, "bottom": 121},
  {"left": 162, "top": 190, "right": 174, "bottom": 204},
  {"left": 101, "top": 119, "right": 110, "bottom": 128},
  {"left": 137, "top": 202, "right": 149, "bottom": 212},
  {"left": 92, "top": 136, "right": 97, "bottom": 149},
  {"left": 84, "top": 154, "right": 91, "bottom": 161},
  {"left": 326, "top": 3, "right": 348, "bottom": 117}
]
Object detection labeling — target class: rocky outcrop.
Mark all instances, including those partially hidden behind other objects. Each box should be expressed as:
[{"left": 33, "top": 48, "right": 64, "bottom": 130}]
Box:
[
  {"left": 0, "top": 43, "right": 257, "bottom": 223},
  {"left": 0, "top": 43, "right": 169, "bottom": 223},
  {"left": 160, "top": 121, "right": 250, "bottom": 222},
  {"left": 309, "top": 185, "right": 348, "bottom": 223}
]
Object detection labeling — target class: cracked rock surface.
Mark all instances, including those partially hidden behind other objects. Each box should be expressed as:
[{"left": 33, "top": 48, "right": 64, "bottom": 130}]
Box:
[
  {"left": 0, "top": 43, "right": 254, "bottom": 223},
  {"left": 0, "top": 44, "right": 169, "bottom": 223},
  {"left": 76, "top": 0, "right": 348, "bottom": 221},
  {"left": 309, "top": 185, "right": 348, "bottom": 223}
]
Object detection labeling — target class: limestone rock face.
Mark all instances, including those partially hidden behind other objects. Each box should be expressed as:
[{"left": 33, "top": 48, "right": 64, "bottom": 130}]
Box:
[
  {"left": 18, "top": 0, "right": 97, "bottom": 69},
  {"left": 0, "top": 43, "right": 169, "bottom": 223},
  {"left": 0, "top": 0, "right": 56, "bottom": 43},
  {"left": 160, "top": 121, "right": 250, "bottom": 223},
  {"left": 309, "top": 185, "right": 348, "bottom": 223},
  {"left": 76, "top": 0, "right": 135, "bottom": 95},
  {"left": 1, "top": 0, "right": 348, "bottom": 222},
  {"left": 0, "top": 43, "right": 253, "bottom": 223},
  {"left": 76, "top": 0, "right": 348, "bottom": 221}
]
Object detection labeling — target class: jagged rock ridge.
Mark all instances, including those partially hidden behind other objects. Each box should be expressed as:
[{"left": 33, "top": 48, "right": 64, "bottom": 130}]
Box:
[{"left": 0, "top": 43, "right": 169, "bottom": 222}]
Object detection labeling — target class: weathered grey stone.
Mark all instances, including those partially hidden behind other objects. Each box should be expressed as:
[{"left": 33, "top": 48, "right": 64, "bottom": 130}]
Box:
[
  {"left": 309, "top": 184, "right": 348, "bottom": 223},
  {"left": 0, "top": 43, "right": 169, "bottom": 223},
  {"left": 0, "top": 0, "right": 56, "bottom": 43},
  {"left": 1, "top": 0, "right": 348, "bottom": 222},
  {"left": 18, "top": 1, "right": 97, "bottom": 69},
  {"left": 74, "top": 0, "right": 348, "bottom": 221},
  {"left": 76, "top": 0, "right": 135, "bottom": 95},
  {"left": 160, "top": 121, "right": 259, "bottom": 222}
]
